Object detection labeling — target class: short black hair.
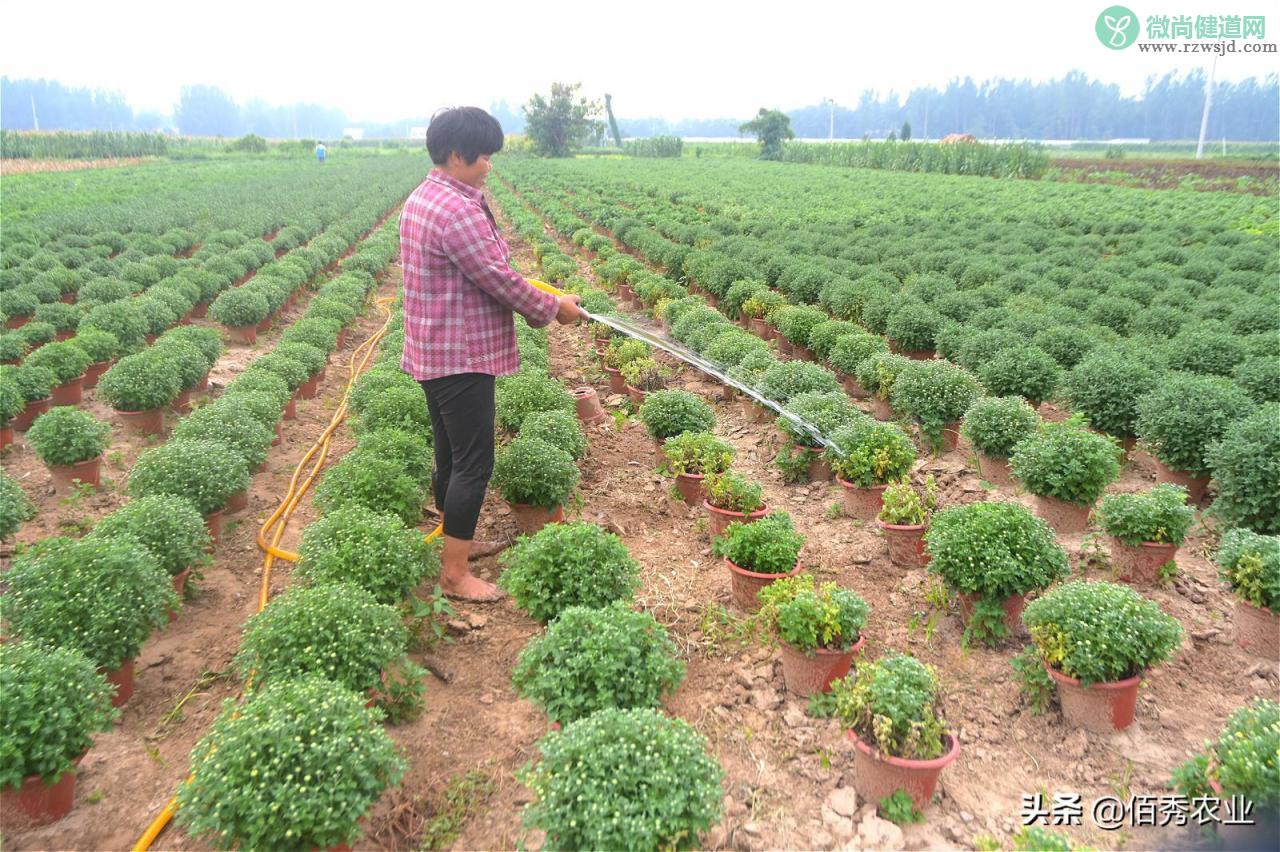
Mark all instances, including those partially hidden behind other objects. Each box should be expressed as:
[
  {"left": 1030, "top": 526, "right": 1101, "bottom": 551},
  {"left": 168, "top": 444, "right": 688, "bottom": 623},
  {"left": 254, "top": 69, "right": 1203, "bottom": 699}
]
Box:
[{"left": 426, "top": 107, "right": 504, "bottom": 165}]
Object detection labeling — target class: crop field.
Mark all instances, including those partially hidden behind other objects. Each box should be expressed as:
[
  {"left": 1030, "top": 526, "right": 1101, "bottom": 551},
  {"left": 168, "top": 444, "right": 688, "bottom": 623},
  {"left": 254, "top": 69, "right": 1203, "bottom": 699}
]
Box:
[{"left": 1, "top": 150, "right": 1277, "bottom": 852}]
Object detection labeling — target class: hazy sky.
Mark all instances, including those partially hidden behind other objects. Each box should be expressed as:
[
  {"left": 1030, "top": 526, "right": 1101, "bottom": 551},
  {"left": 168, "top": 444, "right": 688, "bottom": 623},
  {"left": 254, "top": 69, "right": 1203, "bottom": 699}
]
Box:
[{"left": 2, "top": 0, "right": 1276, "bottom": 121}]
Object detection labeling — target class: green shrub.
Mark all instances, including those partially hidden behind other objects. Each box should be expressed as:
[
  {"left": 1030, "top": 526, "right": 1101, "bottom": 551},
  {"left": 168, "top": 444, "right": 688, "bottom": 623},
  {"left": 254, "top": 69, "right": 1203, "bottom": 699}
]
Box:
[
  {"left": 236, "top": 583, "right": 408, "bottom": 693},
  {"left": 712, "top": 511, "right": 803, "bottom": 574},
  {"left": 620, "top": 356, "right": 671, "bottom": 391},
  {"left": 25, "top": 406, "right": 111, "bottom": 466},
  {"left": 151, "top": 338, "right": 209, "bottom": 391},
  {"left": 703, "top": 329, "right": 768, "bottom": 367},
  {"left": 826, "top": 331, "right": 889, "bottom": 376},
  {"left": 224, "top": 368, "right": 291, "bottom": 408},
  {"left": 346, "top": 428, "right": 434, "bottom": 489},
  {"left": 877, "top": 477, "right": 937, "bottom": 526},
  {"left": 0, "top": 472, "right": 36, "bottom": 539},
  {"left": 177, "top": 675, "right": 405, "bottom": 851},
  {"left": 519, "top": 409, "right": 587, "bottom": 461},
  {"left": 703, "top": 471, "right": 765, "bottom": 514},
  {"left": 884, "top": 302, "right": 943, "bottom": 352},
  {"left": 978, "top": 345, "right": 1060, "bottom": 404},
  {"left": 1233, "top": 357, "right": 1280, "bottom": 404},
  {"left": 520, "top": 708, "right": 723, "bottom": 852},
  {"left": 209, "top": 287, "right": 270, "bottom": 328},
  {"left": 492, "top": 435, "right": 579, "bottom": 509},
  {"left": 1, "top": 536, "right": 175, "bottom": 668},
  {"left": 1096, "top": 485, "right": 1195, "bottom": 546},
  {"left": 890, "top": 360, "right": 982, "bottom": 451},
  {"left": 499, "top": 522, "right": 639, "bottom": 622},
  {"left": 757, "top": 574, "right": 869, "bottom": 653},
  {"left": 274, "top": 342, "right": 326, "bottom": 377},
  {"left": 773, "top": 305, "right": 828, "bottom": 348},
  {"left": 0, "top": 333, "right": 30, "bottom": 363},
  {"left": 252, "top": 353, "right": 309, "bottom": 392},
  {"left": 297, "top": 504, "right": 439, "bottom": 605},
  {"left": 313, "top": 455, "right": 424, "bottom": 525},
  {"left": 512, "top": 603, "right": 685, "bottom": 724},
  {"left": 806, "top": 320, "right": 859, "bottom": 361},
  {"left": 23, "top": 341, "right": 91, "bottom": 384},
  {"left": 780, "top": 391, "right": 862, "bottom": 447},
  {"left": 759, "top": 360, "right": 840, "bottom": 403},
  {"left": 80, "top": 301, "right": 146, "bottom": 351},
  {"left": 1135, "top": 373, "right": 1254, "bottom": 477},
  {"left": 662, "top": 431, "right": 734, "bottom": 477},
  {"left": 348, "top": 366, "right": 419, "bottom": 416},
  {"left": 1206, "top": 405, "right": 1280, "bottom": 535},
  {"left": 1215, "top": 528, "right": 1280, "bottom": 612},
  {"left": 1010, "top": 422, "right": 1121, "bottom": 506},
  {"left": 0, "top": 641, "right": 118, "bottom": 788},
  {"left": 354, "top": 384, "right": 431, "bottom": 434},
  {"left": 1063, "top": 352, "right": 1159, "bottom": 440},
  {"left": 855, "top": 352, "right": 911, "bottom": 401},
  {"left": 825, "top": 420, "right": 916, "bottom": 486},
  {"left": 495, "top": 371, "right": 574, "bottom": 433},
  {"left": 1022, "top": 580, "right": 1183, "bottom": 684},
  {"left": 961, "top": 396, "right": 1041, "bottom": 459},
  {"left": 66, "top": 328, "right": 119, "bottom": 364},
  {"left": 638, "top": 389, "right": 715, "bottom": 442},
  {"left": 1166, "top": 326, "right": 1250, "bottom": 378},
  {"left": 11, "top": 363, "right": 56, "bottom": 402},
  {"left": 172, "top": 405, "right": 274, "bottom": 470},
  {"left": 91, "top": 495, "right": 209, "bottom": 577},
  {"left": 832, "top": 652, "right": 947, "bottom": 760},
  {"left": 1032, "top": 325, "right": 1099, "bottom": 369},
  {"left": 0, "top": 380, "right": 23, "bottom": 427},
  {"left": 97, "top": 351, "right": 181, "bottom": 410},
  {"left": 1204, "top": 699, "right": 1280, "bottom": 809},
  {"left": 32, "top": 301, "right": 81, "bottom": 333},
  {"left": 0, "top": 289, "right": 38, "bottom": 318},
  {"left": 602, "top": 338, "right": 649, "bottom": 370},
  {"left": 129, "top": 439, "right": 249, "bottom": 516}
]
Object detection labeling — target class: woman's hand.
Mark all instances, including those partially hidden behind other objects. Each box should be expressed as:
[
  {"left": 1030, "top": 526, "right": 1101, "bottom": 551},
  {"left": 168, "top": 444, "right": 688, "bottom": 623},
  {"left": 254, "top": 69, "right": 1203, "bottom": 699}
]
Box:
[{"left": 555, "top": 293, "right": 587, "bottom": 325}]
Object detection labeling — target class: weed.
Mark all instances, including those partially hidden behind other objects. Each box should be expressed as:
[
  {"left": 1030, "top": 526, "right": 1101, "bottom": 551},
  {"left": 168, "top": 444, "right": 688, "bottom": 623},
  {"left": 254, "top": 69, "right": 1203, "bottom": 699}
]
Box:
[
  {"left": 773, "top": 444, "right": 812, "bottom": 484},
  {"left": 1011, "top": 645, "right": 1054, "bottom": 715},
  {"left": 973, "top": 834, "right": 1002, "bottom": 851},
  {"left": 376, "top": 657, "right": 428, "bottom": 725},
  {"left": 86, "top": 790, "right": 104, "bottom": 805},
  {"left": 1108, "top": 758, "right": 1134, "bottom": 801},
  {"left": 106, "top": 449, "right": 125, "bottom": 468},
  {"left": 610, "top": 409, "right": 629, "bottom": 431},
  {"left": 825, "top": 501, "right": 844, "bottom": 520},
  {"left": 879, "top": 789, "right": 925, "bottom": 825},
  {"left": 1158, "top": 559, "right": 1180, "bottom": 584},
  {"left": 407, "top": 586, "right": 456, "bottom": 651},
  {"left": 807, "top": 690, "right": 839, "bottom": 719},
  {"left": 696, "top": 602, "right": 768, "bottom": 658},
  {"left": 151, "top": 669, "right": 225, "bottom": 740}
]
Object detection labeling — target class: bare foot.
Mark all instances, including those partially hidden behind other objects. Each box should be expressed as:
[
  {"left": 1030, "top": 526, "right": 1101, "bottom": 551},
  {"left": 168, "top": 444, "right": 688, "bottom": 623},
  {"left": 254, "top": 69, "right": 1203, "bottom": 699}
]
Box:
[
  {"left": 441, "top": 573, "right": 504, "bottom": 602},
  {"left": 468, "top": 538, "right": 510, "bottom": 561}
]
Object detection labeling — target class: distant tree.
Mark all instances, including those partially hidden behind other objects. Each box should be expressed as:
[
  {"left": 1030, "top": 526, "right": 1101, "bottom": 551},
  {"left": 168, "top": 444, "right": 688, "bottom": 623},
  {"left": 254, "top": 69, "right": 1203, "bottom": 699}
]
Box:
[
  {"left": 886, "top": 129, "right": 897, "bottom": 141},
  {"left": 739, "top": 108, "right": 794, "bottom": 160},
  {"left": 901, "top": 120, "right": 912, "bottom": 141},
  {"left": 523, "top": 83, "right": 603, "bottom": 158},
  {"left": 174, "top": 85, "right": 242, "bottom": 137}
]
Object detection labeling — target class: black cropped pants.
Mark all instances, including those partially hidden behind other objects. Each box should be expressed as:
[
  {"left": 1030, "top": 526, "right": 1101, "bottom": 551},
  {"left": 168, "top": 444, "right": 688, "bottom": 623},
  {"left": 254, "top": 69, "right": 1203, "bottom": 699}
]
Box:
[{"left": 420, "top": 373, "right": 495, "bottom": 540}]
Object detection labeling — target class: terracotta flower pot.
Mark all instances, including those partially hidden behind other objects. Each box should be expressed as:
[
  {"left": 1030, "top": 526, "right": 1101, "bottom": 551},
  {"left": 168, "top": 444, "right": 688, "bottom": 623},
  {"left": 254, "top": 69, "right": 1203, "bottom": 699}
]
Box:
[
  {"left": 704, "top": 500, "right": 771, "bottom": 540},
  {"left": 226, "top": 324, "right": 258, "bottom": 345},
  {"left": 272, "top": 421, "right": 283, "bottom": 446},
  {"left": 975, "top": 452, "right": 1014, "bottom": 487},
  {"left": 777, "top": 337, "right": 795, "bottom": 356},
  {"left": 736, "top": 396, "right": 770, "bottom": 423},
  {"left": 336, "top": 328, "right": 348, "bottom": 349},
  {"left": 957, "top": 591, "right": 1027, "bottom": 636},
  {"left": 604, "top": 367, "right": 627, "bottom": 395},
  {"left": 838, "top": 478, "right": 888, "bottom": 521},
  {"left": 572, "top": 386, "right": 606, "bottom": 425},
  {"left": 1235, "top": 598, "right": 1279, "bottom": 659},
  {"left": 871, "top": 397, "right": 893, "bottom": 422},
  {"left": 625, "top": 385, "right": 648, "bottom": 405},
  {"left": 116, "top": 407, "right": 165, "bottom": 436},
  {"left": 104, "top": 658, "right": 135, "bottom": 708},
  {"left": 902, "top": 348, "right": 936, "bottom": 361},
  {"left": 172, "top": 388, "right": 192, "bottom": 413},
  {"left": 283, "top": 397, "right": 298, "bottom": 420},
  {"left": 616, "top": 284, "right": 634, "bottom": 303},
  {"left": 800, "top": 450, "right": 833, "bottom": 482},
  {"left": 840, "top": 373, "right": 870, "bottom": 399},
  {"left": 879, "top": 521, "right": 930, "bottom": 567},
  {"left": 778, "top": 635, "right": 865, "bottom": 696},
  {"left": 54, "top": 328, "right": 76, "bottom": 342},
  {"left": 224, "top": 489, "right": 249, "bottom": 514},
  {"left": 509, "top": 502, "right": 565, "bottom": 536},
  {"left": 0, "top": 425, "right": 12, "bottom": 451},
  {"left": 1, "top": 766, "right": 78, "bottom": 827},
  {"left": 725, "top": 557, "right": 802, "bottom": 613},
  {"left": 5, "top": 314, "right": 31, "bottom": 330},
  {"left": 168, "top": 567, "right": 193, "bottom": 623},
  {"left": 749, "top": 317, "right": 771, "bottom": 339},
  {"left": 297, "top": 374, "right": 320, "bottom": 400},
  {"left": 11, "top": 396, "right": 51, "bottom": 431},
  {"left": 938, "top": 421, "right": 962, "bottom": 454},
  {"left": 204, "top": 509, "right": 224, "bottom": 546},
  {"left": 794, "top": 345, "right": 817, "bottom": 363},
  {"left": 1153, "top": 459, "right": 1210, "bottom": 504},
  {"left": 674, "top": 472, "right": 705, "bottom": 506},
  {"left": 1045, "top": 665, "right": 1141, "bottom": 733},
  {"left": 255, "top": 317, "right": 271, "bottom": 334},
  {"left": 1109, "top": 538, "right": 1178, "bottom": 585},
  {"left": 1033, "top": 495, "right": 1094, "bottom": 535},
  {"left": 190, "top": 301, "right": 209, "bottom": 319},
  {"left": 849, "top": 730, "right": 960, "bottom": 813},
  {"left": 82, "top": 360, "right": 112, "bottom": 389},
  {"left": 48, "top": 455, "right": 103, "bottom": 495}
]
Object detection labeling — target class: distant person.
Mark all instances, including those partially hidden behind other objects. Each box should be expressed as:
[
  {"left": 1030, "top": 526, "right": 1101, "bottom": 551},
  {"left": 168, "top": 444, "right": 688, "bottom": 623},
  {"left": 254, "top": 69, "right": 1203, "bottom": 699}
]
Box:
[
  {"left": 315, "top": 142, "right": 326, "bottom": 163},
  {"left": 400, "top": 106, "right": 585, "bottom": 602}
]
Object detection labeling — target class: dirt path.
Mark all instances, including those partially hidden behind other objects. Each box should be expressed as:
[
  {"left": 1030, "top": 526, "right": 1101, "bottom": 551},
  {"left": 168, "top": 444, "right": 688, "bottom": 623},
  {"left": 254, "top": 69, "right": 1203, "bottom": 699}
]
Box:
[{"left": 0, "top": 156, "right": 156, "bottom": 176}]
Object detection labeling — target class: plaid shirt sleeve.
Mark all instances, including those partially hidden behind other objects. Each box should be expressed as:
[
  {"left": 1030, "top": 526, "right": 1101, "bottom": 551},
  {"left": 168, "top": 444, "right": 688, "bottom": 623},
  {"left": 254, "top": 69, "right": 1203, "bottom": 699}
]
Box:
[{"left": 440, "top": 206, "right": 559, "bottom": 327}]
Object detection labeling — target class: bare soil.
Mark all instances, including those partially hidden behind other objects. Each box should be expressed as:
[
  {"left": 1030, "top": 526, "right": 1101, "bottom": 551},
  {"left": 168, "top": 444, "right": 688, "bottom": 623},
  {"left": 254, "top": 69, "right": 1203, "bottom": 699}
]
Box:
[
  {"left": 5, "top": 205, "right": 1276, "bottom": 852},
  {"left": 1047, "top": 157, "right": 1278, "bottom": 195},
  {"left": 0, "top": 157, "right": 155, "bottom": 176}
]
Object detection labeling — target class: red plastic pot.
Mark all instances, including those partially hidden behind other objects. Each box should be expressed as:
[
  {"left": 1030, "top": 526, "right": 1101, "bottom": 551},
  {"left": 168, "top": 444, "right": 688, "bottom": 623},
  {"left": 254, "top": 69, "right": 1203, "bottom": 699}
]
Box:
[
  {"left": 283, "top": 397, "right": 298, "bottom": 420},
  {"left": 297, "top": 374, "right": 320, "bottom": 400},
  {"left": 879, "top": 520, "right": 929, "bottom": 567},
  {"left": 48, "top": 455, "right": 103, "bottom": 495},
  {"left": 82, "top": 360, "right": 112, "bottom": 390},
  {"left": 190, "top": 301, "right": 209, "bottom": 319},
  {"left": 49, "top": 375, "right": 85, "bottom": 406},
  {"left": 778, "top": 634, "right": 865, "bottom": 696},
  {"left": 1, "top": 766, "right": 77, "bottom": 827},
  {"left": 793, "top": 345, "right": 817, "bottom": 363},
  {"left": 736, "top": 396, "right": 771, "bottom": 423},
  {"left": 572, "top": 386, "right": 606, "bottom": 425},
  {"left": 335, "top": 328, "right": 348, "bottom": 350},
  {"left": 625, "top": 385, "right": 648, "bottom": 405},
  {"left": 255, "top": 317, "right": 272, "bottom": 334},
  {"left": 11, "top": 396, "right": 51, "bottom": 431},
  {"left": 224, "top": 489, "right": 249, "bottom": 514},
  {"left": 725, "top": 557, "right": 802, "bottom": 613},
  {"left": 1045, "top": 665, "right": 1141, "bottom": 733},
  {"left": 604, "top": 367, "right": 627, "bottom": 395},
  {"left": 226, "top": 324, "right": 258, "bottom": 346},
  {"left": 204, "top": 509, "right": 224, "bottom": 546},
  {"left": 171, "top": 388, "right": 192, "bottom": 413},
  {"left": 871, "top": 397, "right": 893, "bottom": 422},
  {"left": 0, "top": 425, "right": 12, "bottom": 451},
  {"left": 975, "top": 452, "right": 1014, "bottom": 487},
  {"left": 509, "top": 502, "right": 565, "bottom": 536},
  {"left": 54, "top": 329, "right": 76, "bottom": 342},
  {"left": 777, "top": 337, "right": 795, "bottom": 356},
  {"left": 272, "top": 421, "right": 283, "bottom": 446},
  {"left": 838, "top": 478, "right": 888, "bottom": 521},
  {"left": 104, "top": 658, "right": 135, "bottom": 708},
  {"left": 116, "top": 407, "right": 165, "bottom": 436},
  {"left": 901, "top": 348, "right": 936, "bottom": 361},
  {"left": 840, "top": 373, "right": 870, "bottom": 399},
  {"left": 704, "top": 500, "right": 771, "bottom": 540},
  {"left": 849, "top": 730, "right": 960, "bottom": 813},
  {"left": 957, "top": 591, "right": 1027, "bottom": 637},
  {"left": 1033, "top": 495, "right": 1094, "bottom": 535},
  {"left": 1109, "top": 538, "right": 1178, "bottom": 585},
  {"left": 749, "top": 317, "right": 771, "bottom": 340},
  {"left": 652, "top": 441, "right": 667, "bottom": 470},
  {"left": 1153, "top": 459, "right": 1210, "bottom": 504},
  {"left": 674, "top": 472, "right": 705, "bottom": 506},
  {"left": 168, "top": 567, "right": 193, "bottom": 623},
  {"left": 1235, "top": 598, "right": 1279, "bottom": 660},
  {"left": 937, "top": 421, "right": 962, "bottom": 454}
]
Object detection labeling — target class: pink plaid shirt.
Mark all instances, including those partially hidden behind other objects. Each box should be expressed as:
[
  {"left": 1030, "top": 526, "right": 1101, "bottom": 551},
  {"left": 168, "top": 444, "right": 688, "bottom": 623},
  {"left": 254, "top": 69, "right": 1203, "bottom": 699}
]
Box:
[{"left": 399, "top": 170, "right": 558, "bottom": 381}]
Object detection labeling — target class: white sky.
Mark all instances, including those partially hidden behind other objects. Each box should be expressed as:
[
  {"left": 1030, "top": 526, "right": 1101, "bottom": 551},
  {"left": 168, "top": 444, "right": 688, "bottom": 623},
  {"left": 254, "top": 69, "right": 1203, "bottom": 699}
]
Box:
[{"left": 1, "top": 0, "right": 1276, "bottom": 122}]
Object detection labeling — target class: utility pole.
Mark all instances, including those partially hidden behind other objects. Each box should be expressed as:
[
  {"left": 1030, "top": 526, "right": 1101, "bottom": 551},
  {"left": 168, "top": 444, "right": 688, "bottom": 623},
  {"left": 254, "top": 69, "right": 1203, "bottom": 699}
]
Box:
[
  {"left": 30, "top": 92, "right": 39, "bottom": 131},
  {"left": 1195, "top": 54, "right": 1217, "bottom": 160}
]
